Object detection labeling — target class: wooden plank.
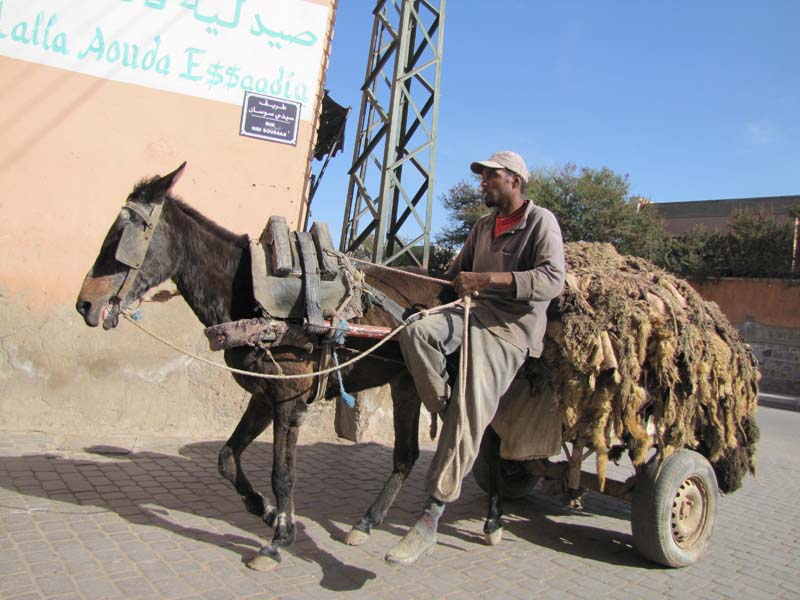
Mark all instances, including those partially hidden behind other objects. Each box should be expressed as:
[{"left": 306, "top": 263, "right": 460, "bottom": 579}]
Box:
[
  {"left": 289, "top": 232, "right": 303, "bottom": 277},
  {"left": 296, "top": 232, "right": 325, "bottom": 334},
  {"left": 310, "top": 221, "right": 339, "bottom": 281},
  {"left": 261, "top": 216, "right": 293, "bottom": 276}
]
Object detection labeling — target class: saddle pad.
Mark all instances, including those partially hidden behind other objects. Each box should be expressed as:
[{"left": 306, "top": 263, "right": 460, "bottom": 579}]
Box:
[
  {"left": 491, "top": 377, "right": 562, "bottom": 460},
  {"left": 250, "top": 218, "right": 364, "bottom": 322}
]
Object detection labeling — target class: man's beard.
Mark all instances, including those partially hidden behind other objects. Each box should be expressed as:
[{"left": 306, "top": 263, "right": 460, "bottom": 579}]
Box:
[{"left": 483, "top": 193, "right": 496, "bottom": 208}]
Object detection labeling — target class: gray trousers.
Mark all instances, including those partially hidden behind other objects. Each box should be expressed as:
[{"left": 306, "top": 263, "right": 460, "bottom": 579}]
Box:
[{"left": 399, "top": 308, "right": 528, "bottom": 503}]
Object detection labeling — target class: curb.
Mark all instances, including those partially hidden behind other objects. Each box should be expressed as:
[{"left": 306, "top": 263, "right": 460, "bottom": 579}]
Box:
[{"left": 759, "top": 393, "right": 800, "bottom": 413}]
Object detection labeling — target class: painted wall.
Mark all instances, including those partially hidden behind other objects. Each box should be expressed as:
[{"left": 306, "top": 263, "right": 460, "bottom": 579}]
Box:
[
  {"left": 688, "top": 278, "right": 800, "bottom": 329},
  {"left": 0, "top": 0, "right": 340, "bottom": 438},
  {"left": 688, "top": 278, "right": 800, "bottom": 395}
]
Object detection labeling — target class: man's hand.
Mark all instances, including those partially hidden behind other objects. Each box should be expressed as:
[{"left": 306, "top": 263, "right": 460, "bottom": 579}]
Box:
[{"left": 453, "top": 272, "right": 514, "bottom": 297}]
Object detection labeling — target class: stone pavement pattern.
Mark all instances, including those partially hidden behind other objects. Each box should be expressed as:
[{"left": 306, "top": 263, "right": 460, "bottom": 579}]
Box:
[{"left": 1, "top": 406, "right": 798, "bottom": 600}]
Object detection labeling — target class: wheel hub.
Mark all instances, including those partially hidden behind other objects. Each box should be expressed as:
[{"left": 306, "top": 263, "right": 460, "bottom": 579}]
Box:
[{"left": 670, "top": 475, "right": 709, "bottom": 548}]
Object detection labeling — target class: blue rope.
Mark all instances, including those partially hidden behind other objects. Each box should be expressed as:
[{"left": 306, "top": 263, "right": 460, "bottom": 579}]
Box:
[
  {"left": 332, "top": 348, "right": 356, "bottom": 408},
  {"left": 329, "top": 320, "right": 355, "bottom": 407},
  {"left": 330, "top": 320, "right": 349, "bottom": 345}
]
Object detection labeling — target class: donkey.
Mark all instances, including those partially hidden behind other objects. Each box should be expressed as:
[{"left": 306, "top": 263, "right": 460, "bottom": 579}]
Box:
[{"left": 75, "top": 163, "right": 471, "bottom": 568}]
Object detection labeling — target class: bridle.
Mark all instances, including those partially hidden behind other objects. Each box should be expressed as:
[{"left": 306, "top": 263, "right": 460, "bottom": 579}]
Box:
[{"left": 104, "top": 200, "right": 165, "bottom": 328}]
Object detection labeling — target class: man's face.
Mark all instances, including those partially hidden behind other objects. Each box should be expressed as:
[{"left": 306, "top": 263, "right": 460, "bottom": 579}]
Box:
[{"left": 479, "top": 168, "right": 515, "bottom": 207}]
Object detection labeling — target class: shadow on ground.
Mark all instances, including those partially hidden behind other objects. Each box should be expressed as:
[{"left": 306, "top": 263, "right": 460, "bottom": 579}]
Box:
[{"left": 1, "top": 438, "right": 653, "bottom": 586}]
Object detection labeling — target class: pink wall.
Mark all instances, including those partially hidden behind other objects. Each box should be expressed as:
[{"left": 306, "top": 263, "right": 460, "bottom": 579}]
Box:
[
  {"left": 0, "top": 0, "right": 337, "bottom": 307},
  {"left": 0, "top": 61, "right": 321, "bottom": 306},
  {"left": 688, "top": 278, "right": 800, "bottom": 328},
  {"left": 0, "top": 0, "right": 340, "bottom": 437}
]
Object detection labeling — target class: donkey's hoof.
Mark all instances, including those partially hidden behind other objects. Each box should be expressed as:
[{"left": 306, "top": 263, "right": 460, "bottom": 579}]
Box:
[
  {"left": 246, "top": 554, "right": 279, "bottom": 571},
  {"left": 246, "top": 545, "right": 282, "bottom": 571},
  {"left": 345, "top": 528, "right": 370, "bottom": 546},
  {"left": 484, "top": 526, "right": 503, "bottom": 546}
]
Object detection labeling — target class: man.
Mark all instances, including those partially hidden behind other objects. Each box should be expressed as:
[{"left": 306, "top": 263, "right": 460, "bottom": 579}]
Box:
[{"left": 387, "top": 151, "right": 566, "bottom": 565}]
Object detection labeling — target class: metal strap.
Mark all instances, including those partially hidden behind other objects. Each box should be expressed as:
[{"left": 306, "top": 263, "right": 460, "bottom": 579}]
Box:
[
  {"left": 115, "top": 202, "right": 164, "bottom": 304},
  {"left": 125, "top": 201, "right": 156, "bottom": 227}
]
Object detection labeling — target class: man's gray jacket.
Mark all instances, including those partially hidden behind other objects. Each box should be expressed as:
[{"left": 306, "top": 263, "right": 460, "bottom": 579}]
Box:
[{"left": 446, "top": 200, "right": 565, "bottom": 357}]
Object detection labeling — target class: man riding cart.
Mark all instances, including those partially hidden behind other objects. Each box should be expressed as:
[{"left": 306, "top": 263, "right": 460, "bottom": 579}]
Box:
[
  {"left": 387, "top": 150, "right": 566, "bottom": 565},
  {"left": 386, "top": 150, "right": 759, "bottom": 569}
]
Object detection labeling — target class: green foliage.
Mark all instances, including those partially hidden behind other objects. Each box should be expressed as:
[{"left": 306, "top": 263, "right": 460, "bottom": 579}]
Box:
[
  {"left": 435, "top": 180, "right": 488, "bottom": 250},
  {"left": 434, "top": 163, "right": 797, "bottom": 279},
  {"left": 528, "top": 164, "right": 667, "bottom": 261},
  {"left": 725, "top": 209, "right": 793, "bottom": 276},
  {"left": 663, "top": 209, "right": 794, "bottom": 278},
  {"left": 661, "top": 226, "right": 717, "bottom": 278},
  {"left": 435, "top": 164, "right": 669, "bottom": 263}
]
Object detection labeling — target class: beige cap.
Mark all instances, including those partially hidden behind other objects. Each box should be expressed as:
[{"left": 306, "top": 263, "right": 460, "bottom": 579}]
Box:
[{"left": 470, "top": 151, "right": 529, "bottom": 183}]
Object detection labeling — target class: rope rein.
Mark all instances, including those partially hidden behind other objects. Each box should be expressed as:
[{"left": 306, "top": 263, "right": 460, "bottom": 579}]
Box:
[
  {"left": 349, "top": 257, "right": 451, "bottom": 285},
  {"left": 121, "top": 296, "right": 467, "bottom": 380},
  {"left": 434, "top": 295, "right": 472, "bottom": 499}
]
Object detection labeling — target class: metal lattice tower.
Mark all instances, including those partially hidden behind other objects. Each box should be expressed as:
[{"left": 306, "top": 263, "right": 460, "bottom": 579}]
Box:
[{"left": 339, "top": 0, "right": 446, "bottom": 268}]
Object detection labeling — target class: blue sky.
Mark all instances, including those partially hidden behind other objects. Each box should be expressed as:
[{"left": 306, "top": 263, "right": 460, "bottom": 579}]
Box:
[{"left": 309, "top": 0, "right": 799, "bottom": 237}]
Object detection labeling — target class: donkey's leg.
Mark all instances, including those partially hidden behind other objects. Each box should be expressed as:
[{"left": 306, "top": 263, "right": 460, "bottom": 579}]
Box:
[
  {"left": 249, "top": 409, "right": 301, "bottom": 570},
  {"left": 270, "top": 416, "right": 299, "bottom": 549},
  {"left": 346, "top": 374, "right": 421, "bottom": 545},
  {"left": 218, "top": 395, "right": 277, "bottom": 526},
  {"left": 481, "top": 426, "right": 504, "bottom": 546}
]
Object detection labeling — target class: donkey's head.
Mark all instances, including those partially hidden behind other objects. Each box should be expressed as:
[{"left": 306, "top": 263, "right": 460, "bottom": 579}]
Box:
[{"left": 76, "top": 162, "right": 186, "bottom": 329}]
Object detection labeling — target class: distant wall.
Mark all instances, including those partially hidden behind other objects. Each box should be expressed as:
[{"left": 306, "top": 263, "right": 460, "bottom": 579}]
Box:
[
  {"left": 652, "top": 196, "right": 798, "bottom": 235},
  {"left": 689, "top": 278, "right": 800, "bottom": 329},
  {"left": 688, "top": 278, "right": 800, "bottom": 395}
]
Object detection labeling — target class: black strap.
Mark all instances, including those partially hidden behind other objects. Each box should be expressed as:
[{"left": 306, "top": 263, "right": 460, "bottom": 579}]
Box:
[{"left": 361, "top": 283, "right": 408, "bottom": 324}]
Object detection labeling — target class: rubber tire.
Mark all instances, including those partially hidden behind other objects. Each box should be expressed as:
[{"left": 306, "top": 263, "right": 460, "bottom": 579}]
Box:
[
  {"left": 472, "top": 443, "right": 539, "bottom": 500},
  {"left": 631, "top": 449, "right": 719, "bottom": 568}
]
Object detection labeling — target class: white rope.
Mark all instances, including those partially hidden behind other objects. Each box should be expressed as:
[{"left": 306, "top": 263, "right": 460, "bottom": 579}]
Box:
[
  {"left": 263, "top": 346, "right": 285, "bottom": 375},
  {"left": 349, "top": 257, "right": 453, "bottom": 285},
  {"left": 120, "top": 297, "right": 465, "bottom": 380},
  {"left": 434, "top": 294, "right": 472, "bottom": 500}
]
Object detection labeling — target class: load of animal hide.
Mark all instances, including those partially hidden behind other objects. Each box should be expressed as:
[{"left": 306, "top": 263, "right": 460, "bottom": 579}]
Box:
[{"left": 528, "top": 242, "right": 760, "bottom": 494}]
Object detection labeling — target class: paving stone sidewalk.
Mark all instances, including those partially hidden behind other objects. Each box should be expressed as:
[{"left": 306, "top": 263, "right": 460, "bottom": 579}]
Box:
[{"left": 1, "top": 406, "right": 798, "bottom": 600}]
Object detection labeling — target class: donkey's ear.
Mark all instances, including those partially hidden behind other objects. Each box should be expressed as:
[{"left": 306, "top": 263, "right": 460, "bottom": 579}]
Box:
[{"left": 151, "top": 162, "right": 187, "bottom": 201}]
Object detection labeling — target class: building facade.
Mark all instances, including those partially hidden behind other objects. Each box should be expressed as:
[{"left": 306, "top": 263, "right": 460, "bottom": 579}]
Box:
[
  {"left": 0, "top": 0, "right": 339, "bottom": 437},
  {"left": 651, "top": 195, "right": 799, "bottom": 235}
]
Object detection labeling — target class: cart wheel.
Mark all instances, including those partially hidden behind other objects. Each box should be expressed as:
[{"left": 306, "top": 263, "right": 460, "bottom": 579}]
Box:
[
  {"left": 472, "top": 440, "right": 539, "bottom": 500},
  {"left": 631, "top": 449, "right": 719, "bottom": 568}
]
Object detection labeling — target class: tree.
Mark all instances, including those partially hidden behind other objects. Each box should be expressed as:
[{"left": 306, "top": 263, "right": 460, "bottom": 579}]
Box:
[
  {"left": 431, "top": 180, "right": 485, "bottom": 274},
  {"left": 435, "top": 181, "right": 488, "bottom": 250},
  {"left": 435, "top": 164, "right": 668, "bottom": 263},
  {"left": 661, "top": 226, "right": 717, "bottom": 278},
  {"left": 434, "top": 164, "right": 797, "bottom": 279},
  {"left": 664, "top": 209, "right": 794, "bottom": 278},
  {"left": 723, "top": 209, "right": 793, "bottom": 277},
  {"left": 529, "top": 164, "right": 667, "bottom": 261}
]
